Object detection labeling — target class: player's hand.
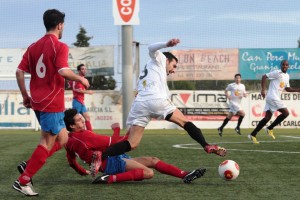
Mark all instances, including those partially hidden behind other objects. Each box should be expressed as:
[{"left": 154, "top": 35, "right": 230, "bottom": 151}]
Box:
[
  {"left": 23, "top": 96, "right": 32, "bottom": 108},
  {"left": 80, "top": 77, "right": 90, "bottom": 89},
  {"left": 87, "top": 90, "right": 94, "bottom": 95},
  {"left": 86, "top": 170, "right": 91, "bottom": 175},
  {"left": 261, "top": 90, "right": 266, "bottom": 99},
  {"left": 167, "top": 38, "right": 180, "bottom": 47}
]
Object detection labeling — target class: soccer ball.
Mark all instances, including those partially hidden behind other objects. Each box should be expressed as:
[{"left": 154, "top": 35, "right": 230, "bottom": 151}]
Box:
[{"left": 218, "top": 160, "right": 240, "bottom": 180}]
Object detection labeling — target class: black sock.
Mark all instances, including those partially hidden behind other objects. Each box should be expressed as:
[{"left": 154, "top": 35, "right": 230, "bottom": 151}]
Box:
[
  {"left": 184, "top": 122, "right": 208, "bottom": 148},
  {"left": 237, "top": 116, "right": 244, "bottom": 128},
  {"left": 268, "top": 114, "right": 286, "bottom": 130},
  {"left": 251, "top": 118, "right": 268, "bottom": 137},
  {"left": 102, "top": 140, "right": 131, "bottom": 161},
  {"left": 220, "top": 118, "right": 230, "bottom": 130}
]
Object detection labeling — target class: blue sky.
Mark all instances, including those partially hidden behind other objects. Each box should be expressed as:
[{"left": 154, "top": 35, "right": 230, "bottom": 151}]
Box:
[
  {"left": 1, "top": 0, "right": 300, "bottom": 49},
  {"left": 1, "top": 0, "right": 300, "bottom": 87}
]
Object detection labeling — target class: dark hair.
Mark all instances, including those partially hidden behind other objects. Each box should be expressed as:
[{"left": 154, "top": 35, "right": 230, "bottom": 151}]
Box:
[
  {"left": 77, "top": 64, "right": 85, "bottom": 71},
  {"left": 43, "top": 9, "right": 65, "bottom": 31},
  {"left": 64, "top": 109, "right": 77, "bottom": 132},
  {"left": 281, "top": 60, "right": 288, "bottom": 66},
  {"left": 234, "top": 73, "right": 241, "bottom": 78},
  {"left": 163, "top": 52, "right": 178, "bottom": 63}
]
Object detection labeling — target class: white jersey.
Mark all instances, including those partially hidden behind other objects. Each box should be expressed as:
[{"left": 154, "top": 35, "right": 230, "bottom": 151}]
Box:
[
  {"left": 226, "top": 82, "right": 246, "bottom": 106},
  {"left": 266, "top": 69, "right": 290, "bottom": 101},
  {"left": 135, "top": 42, "right": 170, "bottom": 101}
]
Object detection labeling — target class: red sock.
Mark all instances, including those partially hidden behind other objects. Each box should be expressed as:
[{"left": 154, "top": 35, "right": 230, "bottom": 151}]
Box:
[
  {"left": 108, "top": 169, "right": 144, "bottom": 184},
  {"left": 48, "top": 142, "right": 62, "bottom": 157},
  {"left": 155, "top": 161, "right": 188, "bottom": 178},
  {"left": 19, "top": 145, "right": 49, "bottom": 185},
  {"left": 85, "top": 121, "right": 92, "bottom": 131}
]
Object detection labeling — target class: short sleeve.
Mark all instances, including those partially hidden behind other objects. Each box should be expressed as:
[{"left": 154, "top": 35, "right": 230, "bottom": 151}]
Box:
[{"left": 55, "top": 43, "right": 69, "bottom": 70}]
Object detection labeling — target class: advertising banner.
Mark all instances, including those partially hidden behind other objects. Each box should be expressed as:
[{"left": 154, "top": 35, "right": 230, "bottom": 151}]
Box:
[
  {"left": 0, "top": 48, "right": 24, "bottom": 77},
  {"left": 0, "top": 46, "right": 114, "bottom": 77},
  {"left": 65, "top": 91, "right": 122, "bottom": 129},
  {"left": 2, "top": 90, "right": 300, "bottom": 129},
  {"left": 249, "top": 92, "right": 300, "bottom": 129},
  {"left": 0, "top": 91, "right": 35, "bottom": 128},
  {"left": 113, "top": 0, "right": 140, "bottom": 25},
  {"left": 68, "top": 46, "right": 114, "bottom": 76},
  {"left": 170, "top": 49, "right": 239, "bottom": 80},
  {"left": 239, "top": 48, "right": 300, "bottom": 80}
]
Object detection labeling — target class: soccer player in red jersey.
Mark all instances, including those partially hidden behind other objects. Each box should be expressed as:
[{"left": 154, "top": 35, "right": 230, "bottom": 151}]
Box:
[
  {"left": 13, "top": 9, "right": 90, "bottom": 196},
  {"left": 63, "top": 109, "right": 206, "bottom": 184},
  {"left": 69, "top": 64, "right": 94, "bottom": 131},
  {"left": 17, "top": 109, "right": 206, "bottom": 184}
]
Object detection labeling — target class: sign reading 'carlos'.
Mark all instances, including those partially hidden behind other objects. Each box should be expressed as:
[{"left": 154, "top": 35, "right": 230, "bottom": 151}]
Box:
[{"left": 113, "top": 0, "right": 140, "bottom": 25}]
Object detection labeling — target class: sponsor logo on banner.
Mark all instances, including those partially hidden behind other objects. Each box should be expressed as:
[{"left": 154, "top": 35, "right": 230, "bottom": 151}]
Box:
[
  {"left": 170, "top": 90, "right": 233, "bottom": 121},
  {"left": 239, "top": 48, "right": 300, "bottom": 80},
  {"left": 170, "top": 49, "right": 239, "bottom": 81},
  {"left": 65, "top": 91, "right": 122, "bottom": 129},
  {"left": 113, "top": 0, "right": 140, "bottom": 25},
  {"left": 0, "top": 92, "right": 33, "bottom": 128},
  {"left": 250, "top": 92, "right": 300, "bottom": 128}
]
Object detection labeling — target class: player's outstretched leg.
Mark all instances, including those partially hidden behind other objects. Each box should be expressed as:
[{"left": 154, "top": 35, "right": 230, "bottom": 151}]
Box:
[
  {"left": 183, "top": 167, "right": 206, "bottom": 184},
  {"left": 12, "top": 180, "right": 38, "bottom": 196},
  {"left": 204, "top": 145, "right": 227, "bottom": 157},
  {"left": 17, "top": 161, "right": 34, "bottom": 185},
  {"left": 92, "top": 174, "right": 109, "bottom": 184}
]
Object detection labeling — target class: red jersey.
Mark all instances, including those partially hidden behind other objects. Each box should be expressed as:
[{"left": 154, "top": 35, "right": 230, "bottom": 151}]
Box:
[
  {"left": 65, "top": 128, "right": 128, "bottom": 175},
  {"left": 71, "top": 80, "right": 85, "bottom": 104},
  {"left": 17, "top": 34, "right": 69, "bottom": 112}
]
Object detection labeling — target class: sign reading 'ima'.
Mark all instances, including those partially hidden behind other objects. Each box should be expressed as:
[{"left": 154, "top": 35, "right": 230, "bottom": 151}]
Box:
[{"left": 113, "top": 0, "right": 140, "bottom": 25}]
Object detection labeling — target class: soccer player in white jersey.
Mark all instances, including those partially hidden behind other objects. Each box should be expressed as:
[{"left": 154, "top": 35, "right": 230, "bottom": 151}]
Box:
[
  {"left": 218, "top": 74, "right": 247, "bottom": 136},
  {"left": 97, "top": 39, "right": 226, "bottom": 166},
  {"left": 248, "top": 60, "right": 300, "bottom": 144}
]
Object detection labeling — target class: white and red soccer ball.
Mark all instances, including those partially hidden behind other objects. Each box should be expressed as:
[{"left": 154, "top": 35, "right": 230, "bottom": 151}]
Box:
[{"left": 218, "top": 160, "right": 240, "bottom": 180}]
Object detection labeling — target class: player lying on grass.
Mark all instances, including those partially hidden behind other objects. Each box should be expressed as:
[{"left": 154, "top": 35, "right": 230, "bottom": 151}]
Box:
[
  {"left": 17, "top": 109, "right": 206, "bottom": 184},
  {"left": 64, "top": 109, "right": 206, "bottom": 184}
]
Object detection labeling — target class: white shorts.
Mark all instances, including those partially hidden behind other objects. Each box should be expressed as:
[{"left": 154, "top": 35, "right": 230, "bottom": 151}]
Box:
[
  {"left": 228, "top": 102, "right": 242, "bottom": 115},
  {"left": 126, "top": 99, "right": 176, "bottom": 127},
  {"left": 264, "top": 98, "right": 286, "bottom": 113}
]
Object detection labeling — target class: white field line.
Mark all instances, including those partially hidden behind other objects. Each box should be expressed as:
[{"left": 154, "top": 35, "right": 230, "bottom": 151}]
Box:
[{"left": 173, "top": 136, "right": 300, "bottom": 154}]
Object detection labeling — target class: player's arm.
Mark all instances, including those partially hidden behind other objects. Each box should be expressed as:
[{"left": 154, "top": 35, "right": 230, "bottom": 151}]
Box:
[
  {"left": 225, "top": 90, "right": 230, "bottom": 100},
  {"left": 148, "top": 38, "right": 180, "bottom": 59},
  {"left": 16, "top": 69, "right": 31, "bottom": 108},
  {"left": 59, "top": 68, "right": 90, "bottom": 89},
  {"left": 243, "top": 86, "right": 248, "bottom": 97},
  {"left": 261, "top": 74, "right": 267, "bottom": 98},
  {"left": 73, "top": 87, "right": 94, "bottom": 95},
  {"left": 66, "top": 150, "right": 90, "bottom": 176},
  {"left": 285, "top": 87, "right": 300, "bottom": 93},
  {"left": 111, "top": 123, "right": 130, "bottom": 144},
  {"left": 85, "top": 132, "right": 112, "bottom": 149}
]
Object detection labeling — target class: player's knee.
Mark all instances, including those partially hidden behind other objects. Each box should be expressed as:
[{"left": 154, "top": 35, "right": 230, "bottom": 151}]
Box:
[
  {"left": 283, "top": 110, "right": 290, "bottom": 118},
  {"left": 129, "top": 142, "right": 138, "bottom": 150},
  {"left": 128, "top": 140, "right": 140, "bottom": 150},
  {"left": 59, "top": 137, "right": 68, "bottom": 146},
  {"left": 143, "top": 168, "right": 154, "bottom": 179}
]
